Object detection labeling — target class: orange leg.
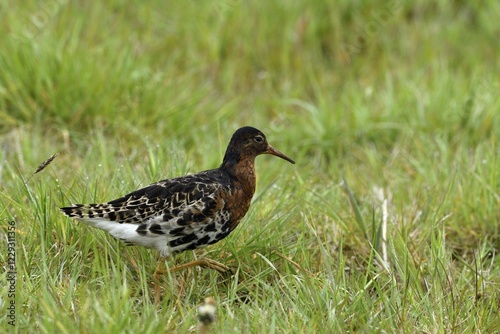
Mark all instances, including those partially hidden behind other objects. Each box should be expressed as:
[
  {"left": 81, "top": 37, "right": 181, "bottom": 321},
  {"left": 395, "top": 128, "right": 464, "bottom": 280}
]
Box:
[
  {"left": 172, "top": 258, "right": 230, "bottom": 273},
  {"left": 153, "top": 258, "right": 168, "bottom": 304},
  {"left": 153, "top": 258, "right": 231, "bottom": 303}
]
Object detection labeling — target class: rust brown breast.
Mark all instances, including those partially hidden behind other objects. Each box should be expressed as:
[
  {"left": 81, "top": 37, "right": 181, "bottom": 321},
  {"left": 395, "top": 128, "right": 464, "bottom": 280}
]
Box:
[{"left": 222, "top": 156, "right": 257, "bottom": 231}]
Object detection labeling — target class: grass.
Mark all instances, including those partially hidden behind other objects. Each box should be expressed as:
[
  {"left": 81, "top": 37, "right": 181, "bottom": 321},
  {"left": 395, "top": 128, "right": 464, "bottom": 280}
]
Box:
[{"left": 1, "top": 0, "right": 499, "bottom": 332}]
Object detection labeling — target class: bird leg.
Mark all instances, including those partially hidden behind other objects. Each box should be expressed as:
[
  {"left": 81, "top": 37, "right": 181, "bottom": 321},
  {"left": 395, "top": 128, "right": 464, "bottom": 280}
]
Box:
[
  {"left": 153, "top": 258, "right": 168, "bottom": 304},
  {"left": 170, "top": 258, "right": 231, "bottom": 274},
  {"left": 153, "top": 257, "right": 231, "bottom": 303},
  {"left": 155, "top": 258, "right": 231, "bottom": 276}
]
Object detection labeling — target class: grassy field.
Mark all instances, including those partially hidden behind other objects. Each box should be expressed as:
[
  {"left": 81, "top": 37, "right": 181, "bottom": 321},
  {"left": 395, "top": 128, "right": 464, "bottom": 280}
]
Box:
[{"left": 1, "top": 1, "right": 499, "bottom": 332}]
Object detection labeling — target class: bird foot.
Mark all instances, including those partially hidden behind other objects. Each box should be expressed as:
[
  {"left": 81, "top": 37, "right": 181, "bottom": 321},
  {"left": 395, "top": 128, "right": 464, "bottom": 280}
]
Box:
[
  {"left": 156, "top": 258, "right": 232, "bottom": 275},
  {"left": 153, "top": 258, "right": 232, "bottom": 304}
]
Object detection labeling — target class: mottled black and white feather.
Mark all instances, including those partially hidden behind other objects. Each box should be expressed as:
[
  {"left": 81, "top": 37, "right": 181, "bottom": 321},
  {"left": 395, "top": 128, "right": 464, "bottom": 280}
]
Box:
[{"left": 61, "top": 171, "right": 233, "bottom": 256}]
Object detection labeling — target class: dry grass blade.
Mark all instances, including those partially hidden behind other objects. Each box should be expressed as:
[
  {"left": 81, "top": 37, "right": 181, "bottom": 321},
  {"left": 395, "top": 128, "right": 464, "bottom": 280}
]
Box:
[{"left": 274, "top": 250, "right": 311, "bottom": 276}]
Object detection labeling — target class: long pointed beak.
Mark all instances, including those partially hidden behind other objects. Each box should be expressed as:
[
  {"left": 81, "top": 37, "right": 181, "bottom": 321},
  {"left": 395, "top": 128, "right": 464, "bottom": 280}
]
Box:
[{"left": 265, "top": 145, "right": 295, "bottom": 164}]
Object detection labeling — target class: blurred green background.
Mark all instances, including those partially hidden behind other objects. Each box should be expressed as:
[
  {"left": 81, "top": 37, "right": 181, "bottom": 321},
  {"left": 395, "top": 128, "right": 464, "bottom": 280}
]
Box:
[{"left": 2, "top": 1, "right": 498, "bottom": 148}]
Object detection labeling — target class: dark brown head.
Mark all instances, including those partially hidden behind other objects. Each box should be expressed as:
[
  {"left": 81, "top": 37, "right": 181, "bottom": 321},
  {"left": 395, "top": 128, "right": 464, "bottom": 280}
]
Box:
[{"left": 220, "top": 126, "right": 295, "bottom": 171}]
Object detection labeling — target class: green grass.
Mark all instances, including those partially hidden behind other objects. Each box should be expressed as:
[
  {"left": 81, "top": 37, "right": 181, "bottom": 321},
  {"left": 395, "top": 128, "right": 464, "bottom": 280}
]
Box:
[{"left": 1, "top": 0, "right": 499, "bottom": 332}]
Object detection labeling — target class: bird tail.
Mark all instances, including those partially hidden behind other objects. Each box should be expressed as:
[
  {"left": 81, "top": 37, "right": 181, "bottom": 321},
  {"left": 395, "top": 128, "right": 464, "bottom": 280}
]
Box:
[
  {"left": 60, "top": 204, "right": 87, "bottom": 218},
  {"left": 60, "top": 204, "right": 116, "bottom": 220}
]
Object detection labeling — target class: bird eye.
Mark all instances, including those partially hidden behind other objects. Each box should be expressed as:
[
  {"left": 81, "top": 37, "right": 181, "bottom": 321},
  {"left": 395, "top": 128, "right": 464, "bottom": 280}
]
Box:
[{"left": 254, "top": 135, "right": 264, "bottom": 143}]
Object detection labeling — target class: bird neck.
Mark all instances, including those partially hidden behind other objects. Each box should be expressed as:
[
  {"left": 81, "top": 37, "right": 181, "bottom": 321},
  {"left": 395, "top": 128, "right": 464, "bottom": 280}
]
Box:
[{"left": 220, "top": 153, "right": 256, "bottom": 193}]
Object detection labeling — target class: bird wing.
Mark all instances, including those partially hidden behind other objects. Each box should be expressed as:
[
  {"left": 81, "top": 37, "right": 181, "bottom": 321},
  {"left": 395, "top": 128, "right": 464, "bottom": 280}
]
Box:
[{"left": 61, "top": 173, "right": 226, "bottom": 225}]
